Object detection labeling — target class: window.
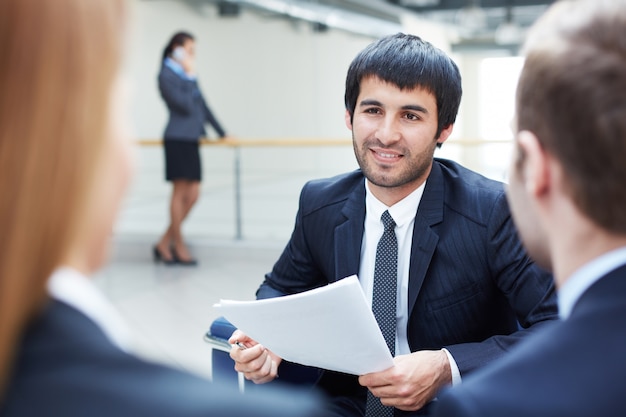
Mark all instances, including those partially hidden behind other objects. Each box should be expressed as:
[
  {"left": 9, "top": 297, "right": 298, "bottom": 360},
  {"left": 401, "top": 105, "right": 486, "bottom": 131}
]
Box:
[{"left": 478, "top": 56, "right": 524, "bottom": 181}]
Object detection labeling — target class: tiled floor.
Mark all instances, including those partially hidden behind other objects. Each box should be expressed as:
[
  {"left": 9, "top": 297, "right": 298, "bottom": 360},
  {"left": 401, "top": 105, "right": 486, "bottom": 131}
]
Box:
[{"left": 95, "top": 236, "right": 285, "bottom": 380}]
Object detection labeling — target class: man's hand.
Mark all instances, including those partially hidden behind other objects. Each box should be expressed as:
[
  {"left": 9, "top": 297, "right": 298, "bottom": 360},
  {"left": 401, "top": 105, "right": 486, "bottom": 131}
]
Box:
[
  {"left": 228, "top": 329, "right": 282, "bottom": 384},
  {"left": 358, "top": 349, "right": 452, "bottom": 411}
]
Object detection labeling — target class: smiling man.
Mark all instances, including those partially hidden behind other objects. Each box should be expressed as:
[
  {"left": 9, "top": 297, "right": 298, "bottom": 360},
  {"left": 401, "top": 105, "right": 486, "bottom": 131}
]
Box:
[
  {"left": 229, "top": 33, "right": 558, "bottom": 417},
  {"left": 350, "top": 76, "right": 452, "bottom": 206}
]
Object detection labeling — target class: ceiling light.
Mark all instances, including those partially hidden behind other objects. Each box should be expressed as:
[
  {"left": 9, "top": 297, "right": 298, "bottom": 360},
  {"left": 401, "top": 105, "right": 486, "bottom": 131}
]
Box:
[
  {"left": 456, "top": 4, "right": 487, "bottom": 34},
  {"left": 495, "top": 20, "right": 523, "bottom": 44},
  {"left": 494, "top": 6, "right": 523, "bottom": 45},
  {"left": 399, "top": 0, "right": 440, "bottom": 6}
]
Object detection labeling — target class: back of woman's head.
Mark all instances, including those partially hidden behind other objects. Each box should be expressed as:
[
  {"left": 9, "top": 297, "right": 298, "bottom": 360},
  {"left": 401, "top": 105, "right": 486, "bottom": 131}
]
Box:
[{"left": 0, "top": 0, "right": 126, "bottom": 399}]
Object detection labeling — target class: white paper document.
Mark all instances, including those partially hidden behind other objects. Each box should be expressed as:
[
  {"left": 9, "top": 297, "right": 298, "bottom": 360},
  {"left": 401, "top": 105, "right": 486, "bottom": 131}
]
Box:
[{"left": 213, "top": 275, "right": 393, "bottom": 376}]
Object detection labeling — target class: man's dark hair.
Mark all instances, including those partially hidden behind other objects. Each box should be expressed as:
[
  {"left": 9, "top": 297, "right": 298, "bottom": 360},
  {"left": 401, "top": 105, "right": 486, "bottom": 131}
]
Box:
[{"left": 344, "top": 33, "right": 462, "bottom": 139}]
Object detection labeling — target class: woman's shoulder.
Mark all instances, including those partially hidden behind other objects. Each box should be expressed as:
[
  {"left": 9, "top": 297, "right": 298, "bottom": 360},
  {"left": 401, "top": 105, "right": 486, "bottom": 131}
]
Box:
[{"left": 158, "top": 64, "right": 177, "bottom": 80}]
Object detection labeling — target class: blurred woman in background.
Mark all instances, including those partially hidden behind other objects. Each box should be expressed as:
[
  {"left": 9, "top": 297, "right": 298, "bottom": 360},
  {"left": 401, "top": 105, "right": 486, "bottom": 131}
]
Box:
[
  {"left": 155, "top": 31, "right": 230, "bottom": 266},
  {"left": 0, "top": 1, "right": 320, "bottom": 415}
]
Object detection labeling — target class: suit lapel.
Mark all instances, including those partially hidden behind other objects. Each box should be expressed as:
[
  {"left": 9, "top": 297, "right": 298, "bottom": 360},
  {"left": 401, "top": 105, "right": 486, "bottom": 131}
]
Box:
[
  {"left": 330, "top": 166, "right": 444, "bottom": 311},
  {"left": 408, "top": 162, "right": 444, "bottom": 315},
  {"left": 334, "top": 179, "right": 366, "bottom": 282}
]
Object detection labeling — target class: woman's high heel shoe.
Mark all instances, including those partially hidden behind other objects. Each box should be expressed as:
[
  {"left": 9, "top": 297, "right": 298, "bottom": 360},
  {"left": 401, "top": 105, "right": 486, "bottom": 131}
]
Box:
[
  {"left": 153, "top": 246, "right": 177, "bottom": 265},
  {"left": 171, "top": 248, "right": 198, "bottom": 266}
]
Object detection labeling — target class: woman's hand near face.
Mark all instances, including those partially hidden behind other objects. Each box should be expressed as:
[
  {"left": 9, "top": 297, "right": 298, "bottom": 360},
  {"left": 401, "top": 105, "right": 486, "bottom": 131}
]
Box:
[
  {"left": 180, "top": 52, "right": 195, "bottom": 76},
  {"left": 179, "top": 40, "right": 196, "bottom": 76}
]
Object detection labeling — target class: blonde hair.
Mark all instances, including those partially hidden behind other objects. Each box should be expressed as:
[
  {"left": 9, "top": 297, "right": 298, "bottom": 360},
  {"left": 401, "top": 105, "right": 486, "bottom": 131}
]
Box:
[{"left": 0, "top": 0, "right": 126, "bottom": 398}]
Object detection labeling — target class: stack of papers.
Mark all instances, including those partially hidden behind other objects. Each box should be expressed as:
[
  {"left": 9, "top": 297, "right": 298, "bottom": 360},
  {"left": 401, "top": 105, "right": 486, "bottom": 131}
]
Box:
[{"left": 214, "top": 275, "right": 393, "bottom": 375}]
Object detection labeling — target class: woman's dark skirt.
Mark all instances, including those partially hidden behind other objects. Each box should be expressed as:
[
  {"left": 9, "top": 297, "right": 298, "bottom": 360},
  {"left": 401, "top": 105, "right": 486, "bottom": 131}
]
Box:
[{"left": 164, "top": 139, "right": 201, "bottom": 181}]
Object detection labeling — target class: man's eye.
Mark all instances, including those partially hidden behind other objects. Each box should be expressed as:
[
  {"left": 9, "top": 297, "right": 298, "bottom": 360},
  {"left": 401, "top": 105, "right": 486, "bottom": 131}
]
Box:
[
  {"left": 405, "top": 113, "right": 420, "bottom": 121},
  {"left": 364, "top": 108, "right": 381, "bottom": 114}
]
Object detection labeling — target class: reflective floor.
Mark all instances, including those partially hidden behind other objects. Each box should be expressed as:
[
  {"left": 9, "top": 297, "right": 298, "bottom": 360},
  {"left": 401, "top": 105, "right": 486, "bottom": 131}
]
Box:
[{"left": 95, "top": 236, "right": 285, "bottom": 380}]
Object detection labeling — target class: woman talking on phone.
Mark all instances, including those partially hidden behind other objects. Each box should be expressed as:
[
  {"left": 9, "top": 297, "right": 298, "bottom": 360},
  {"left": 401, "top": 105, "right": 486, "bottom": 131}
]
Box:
[{"left": 155, "top": 31, "right": 229, "bottom": 266}]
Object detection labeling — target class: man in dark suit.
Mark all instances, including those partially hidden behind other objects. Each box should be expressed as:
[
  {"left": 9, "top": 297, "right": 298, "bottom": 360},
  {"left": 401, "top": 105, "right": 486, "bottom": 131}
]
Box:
[
  {"left": 230, "top": 33, "right": 557, "bottom": 416},
  {"left": 432, "top": 1, "right": 626, "bottom": 416}
]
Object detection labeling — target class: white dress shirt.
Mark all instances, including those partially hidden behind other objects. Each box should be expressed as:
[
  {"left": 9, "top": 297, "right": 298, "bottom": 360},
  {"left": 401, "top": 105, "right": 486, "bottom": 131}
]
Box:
[
  {"left": 47, "top": 267, "right": 133, "bottom": 352},
  {"left": 558, "top": 246, "right": 626, "bottom": 319},
  {"left": 359, "top": 179, "right": 461, "bottom": 385}
]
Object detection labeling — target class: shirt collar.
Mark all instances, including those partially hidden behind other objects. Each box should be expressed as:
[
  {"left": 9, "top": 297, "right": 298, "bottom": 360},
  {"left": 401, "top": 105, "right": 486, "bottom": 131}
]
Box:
[
  {"left": 558, "top": 246, "right": 626, "bottom": 319},
  {"left": 364, "top": 179, "right": 425, "bottom": 227},
  {"left": 164, "top": 57, "right": 196, "bottom": 80},
  {"left": 47, "top": 267, "right": 133, "bottom": 351}
]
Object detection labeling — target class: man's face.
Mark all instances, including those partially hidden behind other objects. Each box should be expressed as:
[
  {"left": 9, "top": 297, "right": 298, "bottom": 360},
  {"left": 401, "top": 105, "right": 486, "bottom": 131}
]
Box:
[
  {"left": 347, "top": 76, "right": 452, "bottom": 203},
  {"left": 506, "top": 139, "right": 552, "bottom": 271}
]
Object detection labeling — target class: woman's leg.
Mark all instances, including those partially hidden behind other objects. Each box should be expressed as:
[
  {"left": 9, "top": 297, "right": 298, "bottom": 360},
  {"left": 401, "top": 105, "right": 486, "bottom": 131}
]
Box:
[
  {"left": 155, "top": 180, "right": 191, "bottom": 261},
  {"left": 180, "top": 180, "right": 200, "bottom": 221},
  {"left": 171, "top": 180, "right": 200, "bottom": 262}
]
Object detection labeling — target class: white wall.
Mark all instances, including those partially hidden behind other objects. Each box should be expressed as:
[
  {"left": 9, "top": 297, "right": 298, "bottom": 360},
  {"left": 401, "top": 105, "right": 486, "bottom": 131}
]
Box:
[
  {"left": 119, "top": 1, "right": 376, "bottom": 242},
  {"left": 126, "top": 0, "right": 373, "bottom": 140}
]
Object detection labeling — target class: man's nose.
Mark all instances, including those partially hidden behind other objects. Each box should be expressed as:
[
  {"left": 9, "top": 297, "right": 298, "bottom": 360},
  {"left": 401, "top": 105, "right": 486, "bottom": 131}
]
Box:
[{"left": 376, "top": 115, "right": 401, "bottom": 145}]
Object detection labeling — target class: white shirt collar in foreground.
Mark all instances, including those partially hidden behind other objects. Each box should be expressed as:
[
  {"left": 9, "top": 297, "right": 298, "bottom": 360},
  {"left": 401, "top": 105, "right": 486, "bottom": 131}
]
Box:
[
  {"left": 364, "top": 179, "right": 425, "bottom": 226},
  {"left": 558, "top": 246, "right": 626, "bottom": 319},
  {"left": 47, "top": 267, "right": 133, "bottom": 351}
]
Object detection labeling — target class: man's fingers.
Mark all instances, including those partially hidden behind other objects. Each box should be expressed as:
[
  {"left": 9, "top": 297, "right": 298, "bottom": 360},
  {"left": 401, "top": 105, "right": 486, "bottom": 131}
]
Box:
[
  {"left": 358, "top": 370, "right": 392, "bottom": 389},
  {"left": 232, "top": 344, "right": 266, "bottom": 370},
  {"left": 228, "top": 330, "right": 280, "bottom": 385},
  {"left": 228, "top": 329, "right": 252, "bottom": 346},
  {"left": 244, "top": 353, "right": 278, "bottom": 384}
]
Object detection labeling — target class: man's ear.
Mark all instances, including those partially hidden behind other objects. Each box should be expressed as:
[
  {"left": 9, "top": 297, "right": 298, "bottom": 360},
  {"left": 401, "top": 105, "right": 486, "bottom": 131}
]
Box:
[
  {"left": 345, "top": 109, "right": 353, "bottom": 131},
  {"left": 517, "top": 130, "right": 549, "bottom": 197},
  {"left": 436, "top": 124, "right": 454, "bottom": 145}
]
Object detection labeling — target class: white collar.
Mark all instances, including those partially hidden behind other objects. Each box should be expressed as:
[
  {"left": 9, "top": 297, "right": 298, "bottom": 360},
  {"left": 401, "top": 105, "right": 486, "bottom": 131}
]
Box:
[
  {"left": 47, "top": 267, "right": 132, "bottom": 351},
  {"left": 364, "top": 179, "right": 425, "bottom": 226},
  {"left": 164, "top": 57, "right": 196, "bottom": 80},
  {"left": 558, "top": 246, "right": 626, "bottom": 319}
]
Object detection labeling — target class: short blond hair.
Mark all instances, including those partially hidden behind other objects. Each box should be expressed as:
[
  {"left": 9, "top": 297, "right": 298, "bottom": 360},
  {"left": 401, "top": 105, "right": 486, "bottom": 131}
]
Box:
[{"left": 0, "top": 0, "right": 126, "bottom": 397}]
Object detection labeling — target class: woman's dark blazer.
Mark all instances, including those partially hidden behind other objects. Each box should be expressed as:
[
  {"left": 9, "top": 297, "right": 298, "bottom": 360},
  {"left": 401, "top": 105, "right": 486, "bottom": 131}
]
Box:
[{"left": 158, "top": 65, "right": 225, "bottom": 141}]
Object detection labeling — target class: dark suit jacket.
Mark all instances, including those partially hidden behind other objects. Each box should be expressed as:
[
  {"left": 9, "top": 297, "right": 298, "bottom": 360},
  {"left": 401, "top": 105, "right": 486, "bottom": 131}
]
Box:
[
  {"left": 256, "top": 159, "right": 558, "bottom": 415},
  {"left": 158, "top": 65, "right": 225, "bottom": 141},
  {"left": 433, "top": 263, "right": 626, "bottom": 417},
  {"left": 0, "top": 300, "right": 324, "bottom": 417}
]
